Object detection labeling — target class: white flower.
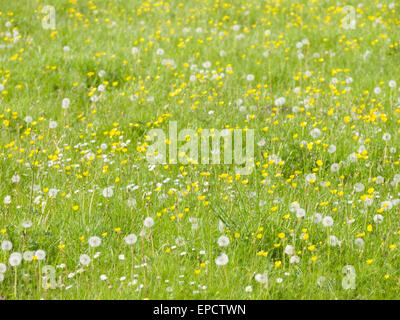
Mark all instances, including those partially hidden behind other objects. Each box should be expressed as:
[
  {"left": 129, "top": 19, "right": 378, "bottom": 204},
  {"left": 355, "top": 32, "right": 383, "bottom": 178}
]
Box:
[
  {"left": 119, "top": 254, "right": 125, "bottom": 260},
  {"left": 246, "top": 74, "right": 255, "bottom": 81},
  {"left": 3, "top": 196, "right": 11, "bottom": 205},
  {"left": 0, "top": 263, "right": 6, "bottom": 273},
  {"left": 35, "top": 250, "right": 46, "bottom": 260},
  {"left": 11, "top": 174, "right": 20, "bottom": 183},
  {"left": 381, "top": 201, "right": 393, "bottom": 211},
  {"left": 131, "top": 47, "right": 139, "bottom": 54},
  {"left": 62, "top": 98, "right": 70, "bottom": 109},
  {"left": 63, "top": 46, "right": 70, "bottom": 53},
  {"left": 376, "top": 176, "right": 384, "bottom": 184},
  {"left": 290, "top": 256, "right": 300, "bottom": 264},
  {"left": 9, "top": 252, "right": 22, "bottom": 267},
  {"left": 284, "top": 245, "right": 294, "bottom": 255},
  {"left": 330, "top": 163, "right": 340, "bottom": 172},
  {"left": 156, "top": 48, "right": 165, "bottom": 55},
  {"left": 373, "top": 214, "right": 384, "bottom": 223},
  {"left": 88, "top": 236, "right": 102, "bottom": 248},
  {"left": 322, "top": 216, "right": 334, "bottom": 227},
  {"left": 49, "top": 188, "right": 59, "bottom": 198},
  {"left": 79, "top": 254, "right": 91, "bottom": 265},
  {"left": 49, "top": 120, "right": 58, "bottom": 129},
  {"left": 313, "top": 213, "right": 322, "bottom": 224},
  {"left": 327, "top": 145, "right": 336, "bottom": 153},
  {"left": 374, "top": 87, "right": 381, "bottom": 94},
  {"left": 255, "top": 273, "right": 268, "bottom": 283},
  {"left": 354, "top": 238, "right": 364, "bottom": 248},
  {"left": 102, "top": 187, "right": 114, "bottom": 198},
  {"left": 23, "top": 251, "right": 34, "bottom": 261},
  {"left": 1, "top": 240, "right": 12, "bottom": 251},
  {"left": 296, "top": 208, "right": 306, "bottom": 218},
  {"left": 383, "top": 133, "right": 391, "bottom": 141},
  {"left": 389, "top": 80, "right": 397, "bottom": 88},
  {"left": 125, "top": 233, "right": 138, "bottom": 245},
  {"left": 245, "top": 285, "right": 253, "bottom": 292},
  {"left": 310, "top": 128, "right": 322, "bottom": 139},
  {"left": 217, "top": 235, "right": 230, "bottom": 247},
  {"left": 143, "top": 217, "right": 154, "bottom": 228},
  {"left": 202, "top": 61, "right": 211, "bottom": 68},
  {"left": 215, "top": 253, "right": 229, "bottom": 266},
  {"left": 328, "top": 235, "right": 340, "bottom": 246},
  {"left": 24, "top": 116, "right": 33, "bottom": 123},
  {"left": 289, "top": 202, "right": 300, "bottom": 212},
  {"left": 354, "top": 183, "right": 365, "bottom": 192},
  {"left": 274, "top": 97, "right": 286, "bottom": 107},
  {"left": 305, "top": 173, "right": 316, "bottom": 183},
  {"left": 100, "top": 274, "right": 108, "bottom": 281}
]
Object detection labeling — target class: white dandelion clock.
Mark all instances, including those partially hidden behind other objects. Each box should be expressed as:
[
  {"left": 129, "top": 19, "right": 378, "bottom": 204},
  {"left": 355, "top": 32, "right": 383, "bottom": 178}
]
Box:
[
  {"left": 354, "top": 183, "right": 365, "bottom": 192},
  {"left": 3, "top": 196, "right": 11, "bottom": 205},
  {"left": 11, "top": 174, "right": 20, "bottom": 183},
  {"left": 79, "top": 254, "right": 91, "bottom": 266},
  {"left": 290, "top": 256, "right": 300, "bottom": 264},
  {"left": 125, "top": 233, "right": 138, "bottom": 245},
  {"left": 284, "top": 245, "right": 294, "bottom": 255},
  {"left": 274, "top": 97, "right": 286, "bottom": 107},
  {"left": 373, "top": 214, "right": 384, "bottom": 224},
  {"left": 62, "top": 98, "right": 70, "bottom": 109},
  {"left": 88, "top": 236, "right": 102, "bottom": 248},
  {"left": 143, "top": 217, "right": 154, "bottom": 228},
  {"left": 296, "top": 208, "right": 306, "bottom": 218},
  {"left": 9, "top": 252, "right": 22, "bottom": 267},
  {"left": 102, "top": 187, "right": 114, "bottom": 198},
  {"left": 217, "top": 235, "right": 230, "bottom": 247},
  {"left": 255, "top": 272, "right": 268, "bottom": 284},
  {"left": 215, "top": 253, "right": 229, "bottom": 266},
  {"left": 23, "top": 251, "right": 34, "bottom": 261},
  {"left": 0, "top": 263, "right": 6, "bottom": 273},
  {"left": 354, "top": 238, "right": 364, "bottom": 248},
  {"left": 35, "top": 250, "right": 46, "bottom": 260},
  {"left": 327, "top": 144, "right": 336, "bottom": 153},
  {"left": 1, "top": 240, "right": 12, "bottom": 251},
  {"left": 322, "top": 216, "right": 334, "bottom": 227},
  {"left": 310, "top": 128, "right": 322, "bottom": 139},
  {"left": 49, "top": 120, "right": 58, "bottom": 129}
]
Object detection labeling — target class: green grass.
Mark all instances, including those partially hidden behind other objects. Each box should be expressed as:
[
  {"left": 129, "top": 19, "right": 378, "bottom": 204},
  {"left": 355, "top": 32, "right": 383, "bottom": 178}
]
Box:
[{"left": 0, "top": 0, "right": 400, "bottom": 299}]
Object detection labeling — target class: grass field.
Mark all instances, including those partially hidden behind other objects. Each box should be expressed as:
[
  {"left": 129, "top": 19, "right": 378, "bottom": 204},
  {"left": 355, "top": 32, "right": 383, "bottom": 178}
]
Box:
[{"left": 0, "top": 0, "right": 400, "bottom": 300}]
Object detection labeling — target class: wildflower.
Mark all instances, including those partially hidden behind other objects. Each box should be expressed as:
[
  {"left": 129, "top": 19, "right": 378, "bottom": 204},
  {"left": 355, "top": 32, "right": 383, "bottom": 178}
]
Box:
[
  {"left": 35, "top": 250, "right": 46, "bottom": 260},
  {"left": 217, "top": 235, "right": 230, "bottom": 247},
  {"left": 215, "top": 253, "right": 229, "bottom": 266},
  {"left": 9, "top": 252, "right": 22, "bottom": 267},
  {"left": 102, "top": 187, "right": 114, "bottom": 198},
  {"left": 125, "top": 234, "right": 138, "bottom": 245},
  {"left": 62, "top": 98, "right": 70, "bottom": 109},
  {"left": 322, "top": 216, "right": 334, "bottom": 227},
  {"left": 79, "top": 254, "right": 91, "bottom": 266},
  {"left": 88, "top": 236, "right": 102, "bottom": 248},
  {"left": 144, "top": 217, "right": 154, "bottom": 228},
  {"left": 1, "top": 240, "right": 12, "bottom": 251}
]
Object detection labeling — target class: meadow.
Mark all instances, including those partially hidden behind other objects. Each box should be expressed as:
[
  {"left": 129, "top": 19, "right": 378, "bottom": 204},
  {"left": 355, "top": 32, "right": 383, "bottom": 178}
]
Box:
[{"left": 0, "top": 0, "right": 400, "bottom": 299}]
